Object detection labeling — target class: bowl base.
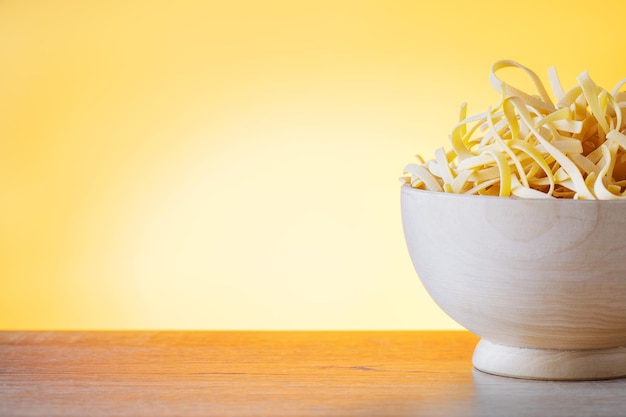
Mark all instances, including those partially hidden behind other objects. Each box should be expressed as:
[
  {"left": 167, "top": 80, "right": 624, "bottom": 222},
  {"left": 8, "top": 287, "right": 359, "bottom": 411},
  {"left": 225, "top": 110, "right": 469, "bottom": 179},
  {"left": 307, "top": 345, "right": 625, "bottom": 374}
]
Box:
[{"left": 472, "top": 339, "right": 626, "bottom": 380}]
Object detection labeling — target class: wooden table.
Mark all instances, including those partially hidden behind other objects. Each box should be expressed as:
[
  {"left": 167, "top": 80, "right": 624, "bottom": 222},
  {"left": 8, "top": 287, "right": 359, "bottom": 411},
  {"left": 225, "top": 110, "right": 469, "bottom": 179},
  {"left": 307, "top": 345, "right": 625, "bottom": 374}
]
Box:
[{"left": 2, "top": 331, "right": 626, "bottom": 416}]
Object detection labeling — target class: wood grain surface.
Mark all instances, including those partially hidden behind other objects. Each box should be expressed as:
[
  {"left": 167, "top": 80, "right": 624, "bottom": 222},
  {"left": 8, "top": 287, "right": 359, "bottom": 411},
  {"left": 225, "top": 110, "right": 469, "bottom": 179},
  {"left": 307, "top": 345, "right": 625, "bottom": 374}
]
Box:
[{"left": 2, "top": 331, "right": 626, "bottom": 416}]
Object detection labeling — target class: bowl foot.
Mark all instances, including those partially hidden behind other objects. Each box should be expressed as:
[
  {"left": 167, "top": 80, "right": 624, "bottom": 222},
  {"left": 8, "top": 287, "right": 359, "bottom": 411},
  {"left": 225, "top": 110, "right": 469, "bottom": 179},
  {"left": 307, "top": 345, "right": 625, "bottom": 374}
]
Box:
[{"left": 472, "top": 339, "right": 626, "bottom": 380}]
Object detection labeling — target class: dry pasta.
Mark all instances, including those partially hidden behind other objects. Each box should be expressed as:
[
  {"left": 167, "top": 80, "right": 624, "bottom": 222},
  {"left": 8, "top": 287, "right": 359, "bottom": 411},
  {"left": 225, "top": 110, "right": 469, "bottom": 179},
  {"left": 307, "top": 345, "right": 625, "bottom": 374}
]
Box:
[{"left": 402, "top": 60, "right": 626, "bottom": 199}]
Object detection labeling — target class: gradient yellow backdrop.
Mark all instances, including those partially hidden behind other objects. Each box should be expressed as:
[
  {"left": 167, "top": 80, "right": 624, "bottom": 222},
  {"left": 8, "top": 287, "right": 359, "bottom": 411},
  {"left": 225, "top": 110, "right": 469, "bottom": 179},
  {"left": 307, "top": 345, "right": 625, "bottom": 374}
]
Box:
[{"left": 1, "top": 0, "right": 625, "bottom": 329}]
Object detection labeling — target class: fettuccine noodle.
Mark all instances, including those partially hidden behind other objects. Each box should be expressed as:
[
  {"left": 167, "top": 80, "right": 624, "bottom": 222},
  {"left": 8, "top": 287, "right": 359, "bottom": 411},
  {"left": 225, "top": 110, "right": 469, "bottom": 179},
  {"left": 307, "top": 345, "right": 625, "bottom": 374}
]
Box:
[{"left": 402, "top": 60, "right": 626, "bottom": 199}]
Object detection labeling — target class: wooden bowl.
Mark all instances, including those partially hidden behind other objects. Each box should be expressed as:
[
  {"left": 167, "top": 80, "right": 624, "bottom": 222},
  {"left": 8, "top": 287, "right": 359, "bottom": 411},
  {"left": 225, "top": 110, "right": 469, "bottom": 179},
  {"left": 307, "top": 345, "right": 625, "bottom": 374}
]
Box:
[{"left": 401, "top": 185, "right": 626, "bottom": 380}]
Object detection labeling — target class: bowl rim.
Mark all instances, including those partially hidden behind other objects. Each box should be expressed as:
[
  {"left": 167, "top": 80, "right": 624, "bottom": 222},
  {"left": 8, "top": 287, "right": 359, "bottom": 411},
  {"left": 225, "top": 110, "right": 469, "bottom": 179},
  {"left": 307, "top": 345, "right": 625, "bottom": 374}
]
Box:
[{"left": 401, "top": 183, "right": 626, "bottom": 204}]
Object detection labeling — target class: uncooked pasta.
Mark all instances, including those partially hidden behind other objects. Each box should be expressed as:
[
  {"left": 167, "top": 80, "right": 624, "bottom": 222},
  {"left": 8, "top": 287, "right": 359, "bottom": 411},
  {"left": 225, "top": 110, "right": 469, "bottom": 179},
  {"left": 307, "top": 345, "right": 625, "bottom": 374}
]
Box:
[{"left": 402, "top": 60, "right": 626, "bottom": 199}]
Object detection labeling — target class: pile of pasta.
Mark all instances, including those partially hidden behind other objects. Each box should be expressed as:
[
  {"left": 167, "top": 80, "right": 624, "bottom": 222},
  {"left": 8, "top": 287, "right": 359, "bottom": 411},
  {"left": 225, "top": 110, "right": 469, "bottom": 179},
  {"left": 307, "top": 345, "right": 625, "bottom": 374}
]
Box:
[{"left": 402, "top": 60, "right": 626, "bottom": 199}]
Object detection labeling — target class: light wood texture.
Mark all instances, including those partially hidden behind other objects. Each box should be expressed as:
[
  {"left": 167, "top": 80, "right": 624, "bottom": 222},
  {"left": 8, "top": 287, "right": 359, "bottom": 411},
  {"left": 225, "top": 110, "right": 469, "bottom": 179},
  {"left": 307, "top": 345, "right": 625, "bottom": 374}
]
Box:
[
  {"left": 2, "top": 331, "right": 626, "bottom": 416},
  {"left": 473, "top": 339, "right": 626, "bottom": 381},
  {"left": 401, "top": 186, "right": 626, "bottom": 379}
]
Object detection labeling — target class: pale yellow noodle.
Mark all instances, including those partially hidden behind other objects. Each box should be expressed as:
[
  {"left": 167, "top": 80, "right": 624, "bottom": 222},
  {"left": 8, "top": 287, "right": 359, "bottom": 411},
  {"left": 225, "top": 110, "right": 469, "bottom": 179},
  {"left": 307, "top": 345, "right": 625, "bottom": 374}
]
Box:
[{"left": 402, "top": 60, "right": 626, "bottom": 199}]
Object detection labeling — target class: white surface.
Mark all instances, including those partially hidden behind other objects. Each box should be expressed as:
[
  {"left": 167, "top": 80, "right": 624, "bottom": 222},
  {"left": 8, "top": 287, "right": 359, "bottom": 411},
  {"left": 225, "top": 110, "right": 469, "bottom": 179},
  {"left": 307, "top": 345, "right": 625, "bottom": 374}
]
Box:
[
  {"left": 473, "top": 340, "right": 626, "bottom": 380},
  {"left": 401, "top": 186, "right": 626, "bottom": 379}
]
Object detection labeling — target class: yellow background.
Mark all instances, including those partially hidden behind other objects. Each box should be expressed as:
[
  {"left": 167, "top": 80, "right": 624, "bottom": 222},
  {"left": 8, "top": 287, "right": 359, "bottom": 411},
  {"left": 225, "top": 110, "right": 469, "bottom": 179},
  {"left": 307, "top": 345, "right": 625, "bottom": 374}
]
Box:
[{"left": 1, "top": 0, "right": 625, "bottom": 329}]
